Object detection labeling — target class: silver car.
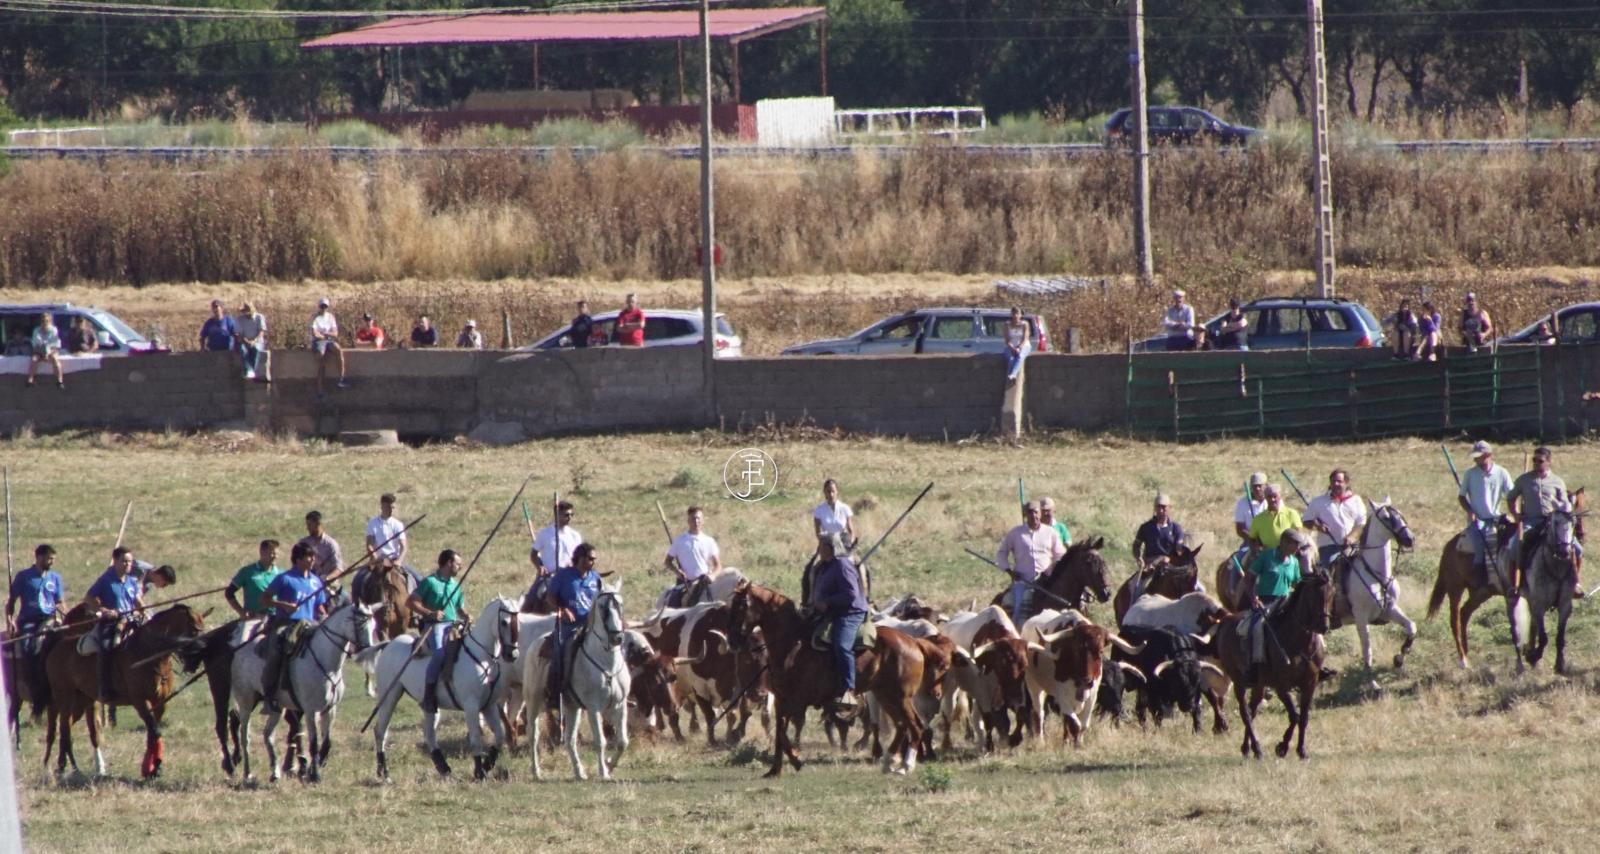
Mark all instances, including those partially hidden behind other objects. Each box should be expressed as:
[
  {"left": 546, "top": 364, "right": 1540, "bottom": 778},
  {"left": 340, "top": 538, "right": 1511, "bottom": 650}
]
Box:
[
  {"left": 781, "top": 308, "right": 1051, "bottom": 356},
  {"left": 520, "top": 308, "right": 743, "bottom": 357}
]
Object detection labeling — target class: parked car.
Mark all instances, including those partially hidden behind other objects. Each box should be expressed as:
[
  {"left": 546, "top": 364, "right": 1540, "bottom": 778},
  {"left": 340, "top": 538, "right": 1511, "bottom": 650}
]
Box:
[
  {"left": 1104, "top": 106, "right": 1261, "bottom": 146},
  {"left": 1131, "top": 297, "right": 1384, "bottom": 353},
  {"left": 519, "top": 308, "right": 742, "bottom": 357},
  {"left": 0, "top": 303, "right": 168, "bottom": 356},
  {"left": 1499, "top": 303, "right": 1600, "bottom": 346},
  {"left": 780, "top": 308, "right": 1050, "bottom": 356}
]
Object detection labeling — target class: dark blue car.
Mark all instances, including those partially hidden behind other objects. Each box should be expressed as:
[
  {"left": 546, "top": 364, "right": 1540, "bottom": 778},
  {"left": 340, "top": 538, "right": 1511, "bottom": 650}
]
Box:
[
  {"left": 1104, "top": 107, "right": 1261, "bottom": 146},
  {"left": 1132, "top": 297, "right": 1386, "bottom": 352}
]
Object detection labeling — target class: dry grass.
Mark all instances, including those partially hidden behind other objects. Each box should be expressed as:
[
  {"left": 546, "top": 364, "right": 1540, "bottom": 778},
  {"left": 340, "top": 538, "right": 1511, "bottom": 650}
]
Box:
[
  {"left": 2, "top": 146, "right": 1598, "bottom": 289},
  {"left": 7, "top": 431, "right": 1600, "bottom": 851}
]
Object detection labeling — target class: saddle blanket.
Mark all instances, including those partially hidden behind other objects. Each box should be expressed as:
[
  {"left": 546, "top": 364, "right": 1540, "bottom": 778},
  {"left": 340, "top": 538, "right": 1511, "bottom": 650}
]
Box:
[{"left": 810, "top": 619, "right": 877, "bottom": 654}]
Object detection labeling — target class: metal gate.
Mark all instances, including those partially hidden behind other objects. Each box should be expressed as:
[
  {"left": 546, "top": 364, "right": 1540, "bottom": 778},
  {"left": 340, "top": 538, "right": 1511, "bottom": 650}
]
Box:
[{"left": 1125, "top": 347, "right": 1545, "bottom": 441}]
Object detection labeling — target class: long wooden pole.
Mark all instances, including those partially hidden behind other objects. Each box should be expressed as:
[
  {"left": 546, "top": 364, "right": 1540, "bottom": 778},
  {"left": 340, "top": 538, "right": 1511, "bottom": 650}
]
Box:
[
  {"left": 858, "top": 482, "right": 934, "bottom": 566},
  {"left": 114, "top": 500, "right": 133, "bottom": 549},
  {"left": 3, "top": 467, "right": 12, "bottom": 590},
  {"left": 697, "top": 0, "right": 718, "bottom": 421},
  {"left": 1128, "top": 0, "right": 1153, "bottom": 285}
]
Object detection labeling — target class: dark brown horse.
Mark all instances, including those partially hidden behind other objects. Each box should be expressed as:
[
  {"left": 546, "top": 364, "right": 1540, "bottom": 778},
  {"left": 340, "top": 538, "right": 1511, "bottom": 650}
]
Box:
[
  {"left": 352, "top": 563, "right": 414, "bottom": 642},
  {"left": 726, "top": 580, "right": 927, "bottom": 777},
  {"left": 1113, "top": 543, "right": 1205, "bottom": 626},
  {"left": 988, "top": 537, "right": 1116, "bottom": 622},
  {"left": 1212, "top": 572, "right": 1333, "bottom": 760},
  {"left": 44, "top": 603, "right": 206, "bottom": 778}
]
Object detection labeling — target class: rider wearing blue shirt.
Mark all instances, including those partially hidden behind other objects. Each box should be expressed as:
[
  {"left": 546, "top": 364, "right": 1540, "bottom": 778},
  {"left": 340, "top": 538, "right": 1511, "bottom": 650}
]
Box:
[
  {"left": 260, "top": 543, "right": 330, "bottom": 708},
  {"left": 807, "top": 533, "right": 868, "bottom": 711},
  {"left": 7, "top": 544, "right": 68, "bottom": 705},
  {"left": 85, "top": 546, "right": 146, "bottom": 703},
  {"left": 543, "top": 542, "right": 601, "bottom": 708}
]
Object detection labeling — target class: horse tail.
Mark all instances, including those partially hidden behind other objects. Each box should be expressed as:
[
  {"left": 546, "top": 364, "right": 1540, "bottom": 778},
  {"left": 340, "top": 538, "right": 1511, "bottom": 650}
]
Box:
[
  {"left": 1426, "top": 567, "right": 1449, "bottom": 620},
  {"left": 1512, "top": 596, "right": 1531, "bottom": 647},
  {"left": 353, "top": 641, "right": 393, "bottom": 669}
]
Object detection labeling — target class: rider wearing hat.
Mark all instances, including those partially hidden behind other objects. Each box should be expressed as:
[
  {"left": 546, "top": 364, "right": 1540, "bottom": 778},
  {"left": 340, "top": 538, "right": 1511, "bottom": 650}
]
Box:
[
  {"left": 805, "top": 532, "right": 868, "bottom": 712},
  {"left": 1458, "top": 440, "right": 1514, "bottom": 588}
]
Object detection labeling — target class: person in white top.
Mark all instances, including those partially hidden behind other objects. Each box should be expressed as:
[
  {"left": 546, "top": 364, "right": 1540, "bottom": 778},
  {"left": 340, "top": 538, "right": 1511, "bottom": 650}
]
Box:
[
  {"left": 665, "top": 506, "right": 722, "bottom": 606},
  {"left": 812, "top": 479, "right": 857, "bottom": 546},
  {"left": 532, "top": 501, "right": 583, "bottom": 573},
  {"left": 1163, "top": 289, "right": 1198, "bottom": 352},
  {"left": 365, "top": 492, "right": 417, "bottom": 585},
  {"left": 1304, "top": 468, "right": 1368, "bottom": 568},
  {"left": 1003, "top": 306, "right": 1031, "bottom": 382},
  {"left": 996, "top": 501, "right": 1066, "bottom": 625},
  {"left": 1233, "top": 472, "right": 1270, "bottom": 545},
  {"left": 309, "top": 297, "right": 348, "bottom": 395}
]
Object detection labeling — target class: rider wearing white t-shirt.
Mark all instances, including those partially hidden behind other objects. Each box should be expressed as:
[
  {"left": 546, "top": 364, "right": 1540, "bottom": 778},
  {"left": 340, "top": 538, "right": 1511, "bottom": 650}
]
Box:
[
  {"left": 532, "top": 502, "right": 583, "bottom": 573},
  {"left": 1304, "top": 469, "right": 1367, "bottom": 567},
  {"left": 811, "top": 479, "right": 857, "bottom": 546}
]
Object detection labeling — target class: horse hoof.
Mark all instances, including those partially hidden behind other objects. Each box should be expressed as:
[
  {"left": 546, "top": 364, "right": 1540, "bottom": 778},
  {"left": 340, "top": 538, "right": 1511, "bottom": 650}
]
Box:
[
  {"left": 306, "top": 770, "right": 321, "bottom": 784},
  {"left": 1275, "top": 742, "right": 1289, "bottom": 759},
  {"left": 221, "top": 757, "right": 235, "bottom": 777},
  {"left": 1392, "top": 654, "right": 1405, "bottom": 669}
]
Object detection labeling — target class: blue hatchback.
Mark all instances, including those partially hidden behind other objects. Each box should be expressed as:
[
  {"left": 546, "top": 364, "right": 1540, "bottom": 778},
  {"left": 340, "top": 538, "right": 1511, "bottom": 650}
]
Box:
[{"left": 1133, "top": 297, "right": 1386, "bottom": 352}]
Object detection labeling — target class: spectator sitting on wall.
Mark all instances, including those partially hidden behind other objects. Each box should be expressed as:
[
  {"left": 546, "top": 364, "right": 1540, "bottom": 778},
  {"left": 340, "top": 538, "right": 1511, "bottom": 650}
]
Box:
[
  {"left": 1214, "top": 297, "right": 1249, "bottom": 351},
  {"left": 456, "top": 319, "right": 484, "bottom": 350},
  {"left": 26, "top": 314, "right": 65, "bottom": 389},
  {"left": 310, "top": 297, "right": 349, "bottom": 395},
  {"left": 4, "top": 328, "right": 30, "bottom": 357},
  {"left": 1389, "top": 298, "right": 1420, "bottom": 360},
  {"left": 1417, "top": 300, "right": 1441, "bottom": 362},
  {"left": 1003, "top": 306, "right": 1030, "bottom": 384},
  {"left": 571, "top": 300, "right": 595, "bottom": 348},
  {"left": 354, "top": 313, "right": 386, "bottom": 350},
  {"left": 66, "top": 316, "right": 100, "bottom": 354},
  {"left": 616, "top": 293, "right": 646, "bottom": 347},
  {"left": 409, "top": 315, "right": 438, "bottom": 348},
  {"left": 234, "top": 301, "right": 268, "bottom": 382},
  {"left": 1162, "top": 289, "right": 1198, "bottom": 352},
  {"left": 199, "top": 299, "right": 236, "bottom": 353},
  {"left": 1459, "top": 292, "right": 1494, "bottom": 353}
]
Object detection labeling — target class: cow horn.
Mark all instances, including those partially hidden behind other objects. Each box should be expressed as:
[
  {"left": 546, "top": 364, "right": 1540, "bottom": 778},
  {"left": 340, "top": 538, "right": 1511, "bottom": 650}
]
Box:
[
  {"left": 1026, "top": 642, "right": 1055, "bottom": 664},
  {"left": 1190, "top": 630, "right": 1214, "bottom": 646},
  {"left": 1115, "top": 661, "right": 1146, "bottom": 686},
  {"left": 675, "top": 653, "right": 705, "bottom": 667},
  {"left": 1105, "top": 633, "right": 1145, "bottom": 655},
  {"left": 971, "top": 641, "right": 997, "bottom": 660},
  {"left": 640, "top": 605, "right": 664, "bottom": 626},
  {"left": 707, "top": 629, "right": 731, "bottom": 655},
  {"left": 1041, "top": 628, "right": 1075, "bottom": 645},
  {"left": 1198, "top": 661, "right": 1227, "bottom": 679},
  {"left": 1152, "top": 660, "right": 1173, "bottom": 678}
]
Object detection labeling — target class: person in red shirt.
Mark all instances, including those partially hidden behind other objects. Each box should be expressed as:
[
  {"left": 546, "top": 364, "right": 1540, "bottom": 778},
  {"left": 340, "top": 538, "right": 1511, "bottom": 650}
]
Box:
[
  {"left": 615, "top": 293, "right": 646, "bottom": 347},
  {"left": 354, "top": 313, "right": 386, "bottom": 350}
]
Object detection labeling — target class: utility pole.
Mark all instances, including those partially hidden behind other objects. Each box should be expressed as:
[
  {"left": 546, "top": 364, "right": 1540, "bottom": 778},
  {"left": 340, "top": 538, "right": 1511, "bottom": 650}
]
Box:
[
  {"left": 1307, "top": 0, "right": 1335, "bottom": 297},
  {"left": 1128, "top": 0, "right": 1153, "bottom": 285},
  {"left": 698, "top": 0, "right": 718, "bottom": 419}
]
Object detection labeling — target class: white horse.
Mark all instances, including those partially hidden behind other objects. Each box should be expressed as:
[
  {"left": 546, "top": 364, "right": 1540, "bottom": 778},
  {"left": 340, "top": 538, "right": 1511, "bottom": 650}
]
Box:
[
  {"left": 1335, "top": 497, "right": 1420, "bottom": 684},
  {"left": 230, "top": 601, "right": 378, "bottom": 783},
  {"left": 366, "top": 596, "right": 521, "bottom": 781},
  {"left": 523, "top": 589, "right": 631, "bottom": 781},
  {"left": 649, "top": 567, "right": 747, "bottom": 612},
  {"left": 1511, "top": 492, "right": 1585, "bottom": 675}
]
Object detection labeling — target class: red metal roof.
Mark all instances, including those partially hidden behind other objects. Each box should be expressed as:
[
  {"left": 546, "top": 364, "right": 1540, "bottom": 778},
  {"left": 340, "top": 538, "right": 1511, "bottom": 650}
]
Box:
[{"left": 302, "top": 7, "right": 826, "bottom": 50}]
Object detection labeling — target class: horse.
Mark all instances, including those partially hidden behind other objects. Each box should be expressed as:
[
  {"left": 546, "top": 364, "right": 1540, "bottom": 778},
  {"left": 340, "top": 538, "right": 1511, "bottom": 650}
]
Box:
[
  {"left": 230, "top": 600, "right": 377, "bottom": 783},
  {"left": 42, "top": 603, "right": 207, "bottom": 779},
  {"left": 1212, "top": 571, "right": 1333, "bottom": 760},
  {"left": 1427, "top": 517, "right": 1523, "bottom": 669},
  {"left": 988, "top": 538, "right": 1116, "bottom": 624},
  {"left": 1512, "top": 491, "right": 1585, "bottom": 675},
  {"left": 1214, "top": 546, "right": 1259, "bottom": 613},
  {"left": 522, "top": 589, "right": 631, "bottom": 781},
  {"left": 350, "top": 563, "right": 414, "bottom": 697},
  {"left": 727, "top": 579, "right": 927, "bottom": 777},
  {"left": 1113, "top": 543, "right": 1204, "bottom": 626},
  {"left": 367, "top": 596, "right": 520, "bottom": 781},
  {"left": 650, "top": 567, "right": 749, "bottom": 613},
  {"left": 1328, "top": 498, "right": 1420, "bottom": 682},
  {"left": 3, "top": 626, "right": 49, "bottom": 747}
]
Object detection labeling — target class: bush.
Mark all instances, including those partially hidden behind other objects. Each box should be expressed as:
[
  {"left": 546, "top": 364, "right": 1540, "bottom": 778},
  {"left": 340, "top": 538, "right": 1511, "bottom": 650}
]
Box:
[
  {"left": 0, "top": 99, "right": 20, "bottom": 131},
  {"left": 316, "top": 120, "right": 399, "bottom": 148},
  {"left": 918, "top": 764, "right": 953, "bottom": 793}
]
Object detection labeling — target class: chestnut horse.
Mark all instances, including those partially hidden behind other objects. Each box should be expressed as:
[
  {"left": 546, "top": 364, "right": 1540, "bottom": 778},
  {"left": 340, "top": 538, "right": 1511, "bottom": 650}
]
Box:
[
  {"left": 988, "top": 537, "right": 1116, "bottom": 623},
  {"left": 1113, "top": 544, "right": 1205, "bottom": 626},
  {"left": 1426, "top": 521, "right": 1522, "bottom": 669},
  {"left": 43, "top": 603, "right": 207, "bottom": 778},
  {"left": 726, "top": 580, "right": 926, "bottom": 777},
  {"left": 351, "top": 563, "right": 414, "bottom": 698},
  {"left": 1212, "top": 572, "right": 1333, "bottom": 760}
]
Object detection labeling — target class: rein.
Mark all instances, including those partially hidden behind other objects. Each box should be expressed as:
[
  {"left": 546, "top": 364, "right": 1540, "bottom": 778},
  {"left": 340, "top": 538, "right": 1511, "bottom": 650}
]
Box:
[{"left": 569, "top": 594, "right": 625, "bottom": 712}]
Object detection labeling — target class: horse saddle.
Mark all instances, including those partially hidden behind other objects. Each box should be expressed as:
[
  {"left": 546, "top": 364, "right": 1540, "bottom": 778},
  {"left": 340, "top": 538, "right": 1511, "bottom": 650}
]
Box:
[
  {"left": 418, "top": 624, "right": 468, "bottom": 660},
  {"left": 810, "top": 618, "right": 876, "bottom": 654},
  {"left": 522, "top": 575, "right": 552, "bottom": 614},
  {"left": 666, "top": 577, "right": 712, "bottom": 609},
  {"left": 76, "top": 633, "right": 101, "bottom": 657},
  {"left": 1235, "top": 602, "right": 1285, "bottom": 665}
]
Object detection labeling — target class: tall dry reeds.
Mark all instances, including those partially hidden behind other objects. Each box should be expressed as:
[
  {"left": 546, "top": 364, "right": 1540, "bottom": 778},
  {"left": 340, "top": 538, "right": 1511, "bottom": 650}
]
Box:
[{"left": 1, "top": 145, "right": 1598, "bottom": 288}]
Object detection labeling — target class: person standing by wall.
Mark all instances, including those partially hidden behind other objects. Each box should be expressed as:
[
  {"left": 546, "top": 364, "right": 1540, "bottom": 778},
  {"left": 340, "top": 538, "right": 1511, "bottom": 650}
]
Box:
[
  {"left": 615, "top": 293, "right": 646, "bottom": 347},
  {"left": 1213, "top": 298, "right": 1249, "bottom": 351},
  {"left": 1459, "top": 293, "right": 1494, "bottom": 353},
  {"left": 1162, "top": 289, "right": 1197, "bottom": 352}
]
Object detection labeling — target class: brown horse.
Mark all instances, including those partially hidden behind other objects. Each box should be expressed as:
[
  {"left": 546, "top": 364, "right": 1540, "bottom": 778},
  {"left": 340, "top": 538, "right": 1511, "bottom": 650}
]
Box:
[
  {"left": 1213, "top": 572, "right": 1333, "bottom": 760},
  {"left": 1113, "top": 543, "right": 1204, "bottom": 626},
  {"left": 1426, "top": 522, "right": 1521, "bottom": 670},
  {"left": 1214, "top": 546, "right": 1259, "bottom": 613},
  {"left": 44, "top": 603, "right": 207, "bottom": 778},
  {"left": 726, "top": 580, "right": 926, "bottom": 777},
  {"left": 988, "top": 537, "right": 1116, "bottom": 622}
]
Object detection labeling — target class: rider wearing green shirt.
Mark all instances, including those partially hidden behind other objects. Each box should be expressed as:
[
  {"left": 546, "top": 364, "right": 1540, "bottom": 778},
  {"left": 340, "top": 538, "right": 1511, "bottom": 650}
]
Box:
[
  {"left": 1244, "top": 537, "right": 1304, "bottom": 606},
  {"left": 1040, "top": 497, "right": 1072, "bottom": 548},
  {"left": 1247, "top": 485, "right": 1304, "bottom": 550},
  {"left": 225, "top": 540, "right": 283, "bottom": 618},
  {"left": 407, "top": 549, "right": 467, "bottom": 713}
]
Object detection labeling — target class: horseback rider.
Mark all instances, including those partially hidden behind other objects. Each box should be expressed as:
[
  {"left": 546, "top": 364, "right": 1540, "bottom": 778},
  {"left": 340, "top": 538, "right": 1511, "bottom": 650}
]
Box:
[
  {"left": 1234, "top": 473, "right": 1269, "bottom": 551},
  {"left": 84, "top": 546, "right": 146, "bottom": 703},
  {"left": 1132, "top": 492, "right": 1185, "bottom": 570},
  {"left": 523, "top": 501, "right": 581, "bottom": 613},
  {"left": 366, "top": 493, "right": 419, "bottom": 588},
  {"left": 1039, "top": 496, "right": 1072, "bottom": 547},
  {"left": 1248, "top": 485, "right": 1304, "bottom": 550},
  {"left": 407, "top": 549, "right": 466, "bottom": 715},
  {"left": 1239, "top": 530, "right": 1309, "bottom": 674},
  {"left": 1304, "top": 469, "right": 1367, "bottom": 570},
  {"left": 297, "top": 510, "right": 343, "bottom": 580},
  {"left": 997, "top": 500, "right": 1065, "bottom": 626},
  {"left": 545, "top": 542, "right": 601, "bottom": 709},
  {"left": 812, "top": 479, "right": 858, "bottom": 545},
  {"left": 260, "top": 542, "right": 331, "bottom": 710},
  {"left": 1458, "top": 441, "right": 1515, "bottom": 590},
  {"left": 664, "top": 506, "right": 721, "bottom": 608},
  {"left": 802, "top": 532, "right": 868, "bottom": 713},
  {"left": 6, "top": 543, "right": 68, "bottom": 705},
  {"left": 1510, "top": 446, "right": 1583, "bottom": 598},
  {"left": 226, "top": 539, "right": 283, "bottom": 618}
]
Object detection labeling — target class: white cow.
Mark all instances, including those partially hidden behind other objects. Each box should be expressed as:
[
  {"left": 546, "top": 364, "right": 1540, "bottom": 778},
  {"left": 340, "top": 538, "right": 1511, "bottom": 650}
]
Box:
[{"left": 1020, "top": 608, "right": 1089, "bottom": 644}]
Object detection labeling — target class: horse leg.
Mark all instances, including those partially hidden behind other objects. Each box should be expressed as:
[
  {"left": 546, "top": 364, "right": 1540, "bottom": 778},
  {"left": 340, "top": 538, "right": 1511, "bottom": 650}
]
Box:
[
  {"left": 261, "top": 705, "right": 282, "bottom": 783},
  {"left": 1555, "top": 599, "right": 1572, "bottom": 676},
  {"left": 423, "top": 703, "right": 450, "bottom": 777},
  {"left": 135, "top": 703, "right": 164, "bottom": 779},
  {"left": 467, "top": 707, "right": 487, "bottom": 781},
  {"left": 372, "top": 681, "right": 402, "bottom": 783},
  {"left": 590, "top": 703, "right": 611, "bottom": 782},
  {"left": 85, "top": 704, "right": 106, "bottom": 778},
  {"left": 1390, "top": 606, "right": 1418, "bottom": 670},
  {"left": 484, "top": 703, "right": 509, "bottom": 777},
  {"left": 1355, "top": 618, "right": 1374, "bottom": 671},
  {"left": 528, "top": 694, "right": 545, "bottom": 781},
  {"left": 1272, "top": 684, "right": 1298, "bottom": 759},
  {"left": 305, "top": 712, "right": 323, "bottom": 784},
  {"left": 210, "top": 676, "right": 235, "bottom": 776},
  {"left": 764, "top": 709, "right": 787, "bottom": 779},
  {"left": 564, "top": 705, "right": 588, "bottom": 781},
  {"left": 1231, "top": 682, "right": 1255, "bottom": 759},
  {"left": 1447, "top": 590, "right": 1470, "bottom": 669},
  {"left": 603, "top": 698, "right": 629, "bottom": 776},
  {"left": 318, "top": 705, "right": 334, "bottom": 766},
  {"left": 1295, "top": 680, "right": 1316, "bottom": 760}
]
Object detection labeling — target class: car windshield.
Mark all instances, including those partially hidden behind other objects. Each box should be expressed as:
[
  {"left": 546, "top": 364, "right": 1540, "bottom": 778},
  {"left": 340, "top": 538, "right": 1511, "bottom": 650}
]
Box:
[
  {"left": 86, "top": 310, "right": 146, "bottom": 343},
  {"left": 715, "top": 316, "right": 735, "bottom": 337}
]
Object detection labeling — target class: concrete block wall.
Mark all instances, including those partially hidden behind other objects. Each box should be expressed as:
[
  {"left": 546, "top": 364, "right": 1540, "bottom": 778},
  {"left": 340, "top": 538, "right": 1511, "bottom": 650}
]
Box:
[
  {"left": 265, "top": 349, "right": 486, "bottom": 437},
  {"left": 1, "top": 351, "right": 245, "bottom": 435},
  {"left": 478, "top": 347, "right": 710, "bottom": 436}
]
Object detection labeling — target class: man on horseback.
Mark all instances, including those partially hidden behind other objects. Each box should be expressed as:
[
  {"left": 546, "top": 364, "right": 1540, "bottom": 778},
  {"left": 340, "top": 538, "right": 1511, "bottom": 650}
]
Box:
[
  {"left": 532, "top": 501, "right": 582, "bottom": 574},
  {"left": 407, "top": 549, "right": 466, "bottom": 715},
  {"left": 664, "top": 506, "right": 721, "bottom": 608},
  {"left": 226, "top": 539, "right": 282, "bottom": 618},
  {"left": 297, "top": 510, "right": 343, "bottom": 579},
  {"left": 1239, "top": 530, "right": 1308, "bottom": 676},
  {"left": 260, "top": 542, "right": 331, "bottom": 710},
  {"left": 1040, "top": 497, "right": 1072, "bottom": 547},
  {"left": 366, "top": 493, "right": 418, "bottom": 589},
  {"left": 545, "top": 542, "right": 601, "bottom": 709},
  {"left": 6, "top": 543, "right": 68, "bottom": 706},
  {"left": 1133, "top": 493, "right": 1186, "bottom": 571},
  {"left": 803, "top": 532, "right": 868, "bottom": 713},
  {"left": 85, "top": 546, "right": 146, "bottom": 702},
  {"left": 997, "top": 501, "right": 1066, "bottom": 625},
  {"left": 1458, "top": 441, "right": 1515, "bottom": 591},
  {"left": 1511, "top": 447, "right": 1583, "bottom": 598},
  {"left": 1248, "top": 485, "right": 1304, "bottom": 550},
  {"left": 1305, "top": 469, "right": 1367, "bottom": 570}
]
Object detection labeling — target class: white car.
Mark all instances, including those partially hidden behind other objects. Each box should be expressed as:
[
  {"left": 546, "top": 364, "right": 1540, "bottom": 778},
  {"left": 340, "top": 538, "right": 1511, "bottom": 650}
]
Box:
[
  {"left": 519, "top": 308, "right": 742, "bottom": 357},
  {"left": 0, "top": 303, "right": 169, "bottom": 357}
]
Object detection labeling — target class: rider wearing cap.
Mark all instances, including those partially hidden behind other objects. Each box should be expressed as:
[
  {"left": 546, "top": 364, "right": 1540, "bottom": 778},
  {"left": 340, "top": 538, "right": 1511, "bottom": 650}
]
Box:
[
  {"left": 1304, "top": 470, "right": 1367, "bottom": 569},
  {"left": 1458, "top": 441, "right": 1514, "bottom": 588},
  {"left": 1133, "top": 492, "right": 1186, "bottom": 569},
  {"left": 1510, "top": 446, "right": 1582, "bottom": 597},
  {"left": 805, "top": 532, "right": 868, "bottom": 712}
]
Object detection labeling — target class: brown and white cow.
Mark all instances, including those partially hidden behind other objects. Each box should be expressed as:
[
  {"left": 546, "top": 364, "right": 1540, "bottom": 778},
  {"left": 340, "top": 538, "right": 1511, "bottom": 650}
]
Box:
[
  {"left": 938, "top": 606, "right": 1032, "bottom": 751},
  {"left": 1025, "top": 623, "right": 1144, "bottom": 746},
  {"left": 637, "top": 602, "right": 768, "bottom": 745}
]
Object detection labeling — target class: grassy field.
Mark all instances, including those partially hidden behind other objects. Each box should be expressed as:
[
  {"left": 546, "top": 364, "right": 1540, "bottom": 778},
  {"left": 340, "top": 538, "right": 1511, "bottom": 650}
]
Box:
[{"left": 6, "top": 431, "right": 1600, "bottom": 852}]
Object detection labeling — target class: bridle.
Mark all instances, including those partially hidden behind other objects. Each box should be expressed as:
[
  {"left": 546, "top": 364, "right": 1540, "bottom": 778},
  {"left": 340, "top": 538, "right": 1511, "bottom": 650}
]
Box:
[
  {"left": 1348, "top": 503, "right": 1411, "bottom": 612},
  {"left": 297, "top": 602, "right": 374, "bottom": 690}
]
